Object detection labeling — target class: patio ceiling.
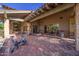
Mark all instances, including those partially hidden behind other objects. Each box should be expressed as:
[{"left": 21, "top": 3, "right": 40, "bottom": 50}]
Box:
[
  {"left": 0, "top": 10, "right": 32, "bottom": 20},
  {"left": 25, "top": 3, "right": 75, "bottom": 22},
  {"left": 7, "top": 13, "right": 30, "bottom": 19}
]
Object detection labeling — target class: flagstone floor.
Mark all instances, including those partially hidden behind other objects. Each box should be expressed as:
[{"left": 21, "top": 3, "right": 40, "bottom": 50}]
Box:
[{"left": 0, "top": 34, "right": 79, "bottom": 56}]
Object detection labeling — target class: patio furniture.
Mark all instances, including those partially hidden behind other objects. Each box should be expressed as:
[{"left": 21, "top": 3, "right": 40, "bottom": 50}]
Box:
[
  {"left": 0, "top": 41, "right": 4, "bottom": 49},
  {"left": 0, "top": 40, "right": 6, "bottom": 55}
]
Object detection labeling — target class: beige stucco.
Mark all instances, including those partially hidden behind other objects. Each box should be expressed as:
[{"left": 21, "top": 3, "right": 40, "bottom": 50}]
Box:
[
  {"left": 75, "top": 4, "right": 79, "bottom": 51},
  {"left": 30, "top": 7, "right": 75, "bottom": 37},
  {"left": 30, "top": 4, "right": 74, "bottom": 22},
  {"left": 4, "top": 19, "right": 10, "bottom": 38},
  {"left": 7, "top": 5, "right": 75, "bottom": 38},
  {"left": 3, "top": 3, "right": 79, "bottom": 51}
]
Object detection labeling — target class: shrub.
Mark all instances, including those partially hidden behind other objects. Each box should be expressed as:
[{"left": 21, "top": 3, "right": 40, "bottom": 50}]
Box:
[{"left": 0, "top": 23, "right": 4, "bottom": 30}]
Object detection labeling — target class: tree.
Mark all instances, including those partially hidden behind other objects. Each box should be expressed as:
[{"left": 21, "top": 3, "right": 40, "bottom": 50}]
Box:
[{"left": 48, "top": 24, "right": 59, "bottom": 35}]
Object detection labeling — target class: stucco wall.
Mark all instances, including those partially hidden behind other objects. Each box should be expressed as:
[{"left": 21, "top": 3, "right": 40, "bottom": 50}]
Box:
[{"left": 32, "top": 7, "right": 74, "bottom": 37}]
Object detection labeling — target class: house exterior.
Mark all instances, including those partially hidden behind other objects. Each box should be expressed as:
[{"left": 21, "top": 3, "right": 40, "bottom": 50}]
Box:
[
  {"left": 1, "top": 3, "right": 79, "bottom": 51},
  {"left": 24, "top": 4, "right": 75, "bottom": 36},
  {"left": 24, "top": 3, "right": 79, "bottom": 51}
]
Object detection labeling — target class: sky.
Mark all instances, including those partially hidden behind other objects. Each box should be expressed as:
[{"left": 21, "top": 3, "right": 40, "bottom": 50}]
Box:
[{"left": 2, "top": 3, "right": 43, "bottom": 10}]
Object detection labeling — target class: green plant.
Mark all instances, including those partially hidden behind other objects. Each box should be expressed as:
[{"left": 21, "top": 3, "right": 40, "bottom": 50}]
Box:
[
  {"left": 0, "top": 23, "right": 4, "bottom": 30},
  {"left": 48, "top": 24, "right": 59, "bottom": 33},
  {"left": 0, "top": 22, "right": 4, "bottom": 37}
]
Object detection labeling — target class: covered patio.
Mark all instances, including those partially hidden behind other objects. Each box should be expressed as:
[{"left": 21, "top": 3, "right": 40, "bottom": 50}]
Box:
[
  {"left": 24, "top": 3, "right": 79, "bottom": 51},
  {"left": 1, "top": 3, "right": 79, "bottom": 56}
]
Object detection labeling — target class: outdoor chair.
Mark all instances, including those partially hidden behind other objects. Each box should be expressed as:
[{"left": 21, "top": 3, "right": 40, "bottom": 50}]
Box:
[
  {"left": 0, "top": 40, "right": 9, "bottom": 55},
  {"left": 20, "top": 32, "right": 28, "bottom": 45},
  {"left": 19, "top": 38, "right": 27, "bottom": 46},
  {"left": 10, "top": 32, "right": 28, "bottom": 53},
  {"left": 0, "top": 41, "right": 4, "bottom": 49},
  {"left": 0, "top": 41, "right": 4, "bottom": 53}
]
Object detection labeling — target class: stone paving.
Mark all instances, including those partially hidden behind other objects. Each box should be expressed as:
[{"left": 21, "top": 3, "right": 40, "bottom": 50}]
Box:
[{"left": 0, "top": 34, "right": 79, "bottom": 56}]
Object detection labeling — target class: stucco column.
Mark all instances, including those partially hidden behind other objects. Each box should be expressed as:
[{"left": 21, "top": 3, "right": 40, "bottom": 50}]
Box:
[
  {"left": 27, "top": 22, "right": 31, "bottom": 35},
  {"left": 4, "top": 19, "right": 10, "bottom": 38},
  {"left": 75, "top": 4, "right": 79, "bottom": 51}
]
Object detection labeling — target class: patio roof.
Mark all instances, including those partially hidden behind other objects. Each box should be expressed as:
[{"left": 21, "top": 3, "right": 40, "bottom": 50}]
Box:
[
  {"left": 0, "top": 10, "right": 32, "bottom": 20},
  {"left": 25, "top": 3, "right": 75, "bottom": 22},
  {"left": 0, "top": 4, "right": 32, "bottom": 20},
  {"left": 0, "top": 10, "right": 31, "bottom": 14},
  {"left": 0, "top": 4, "right": 16, "bottom": 10}
]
